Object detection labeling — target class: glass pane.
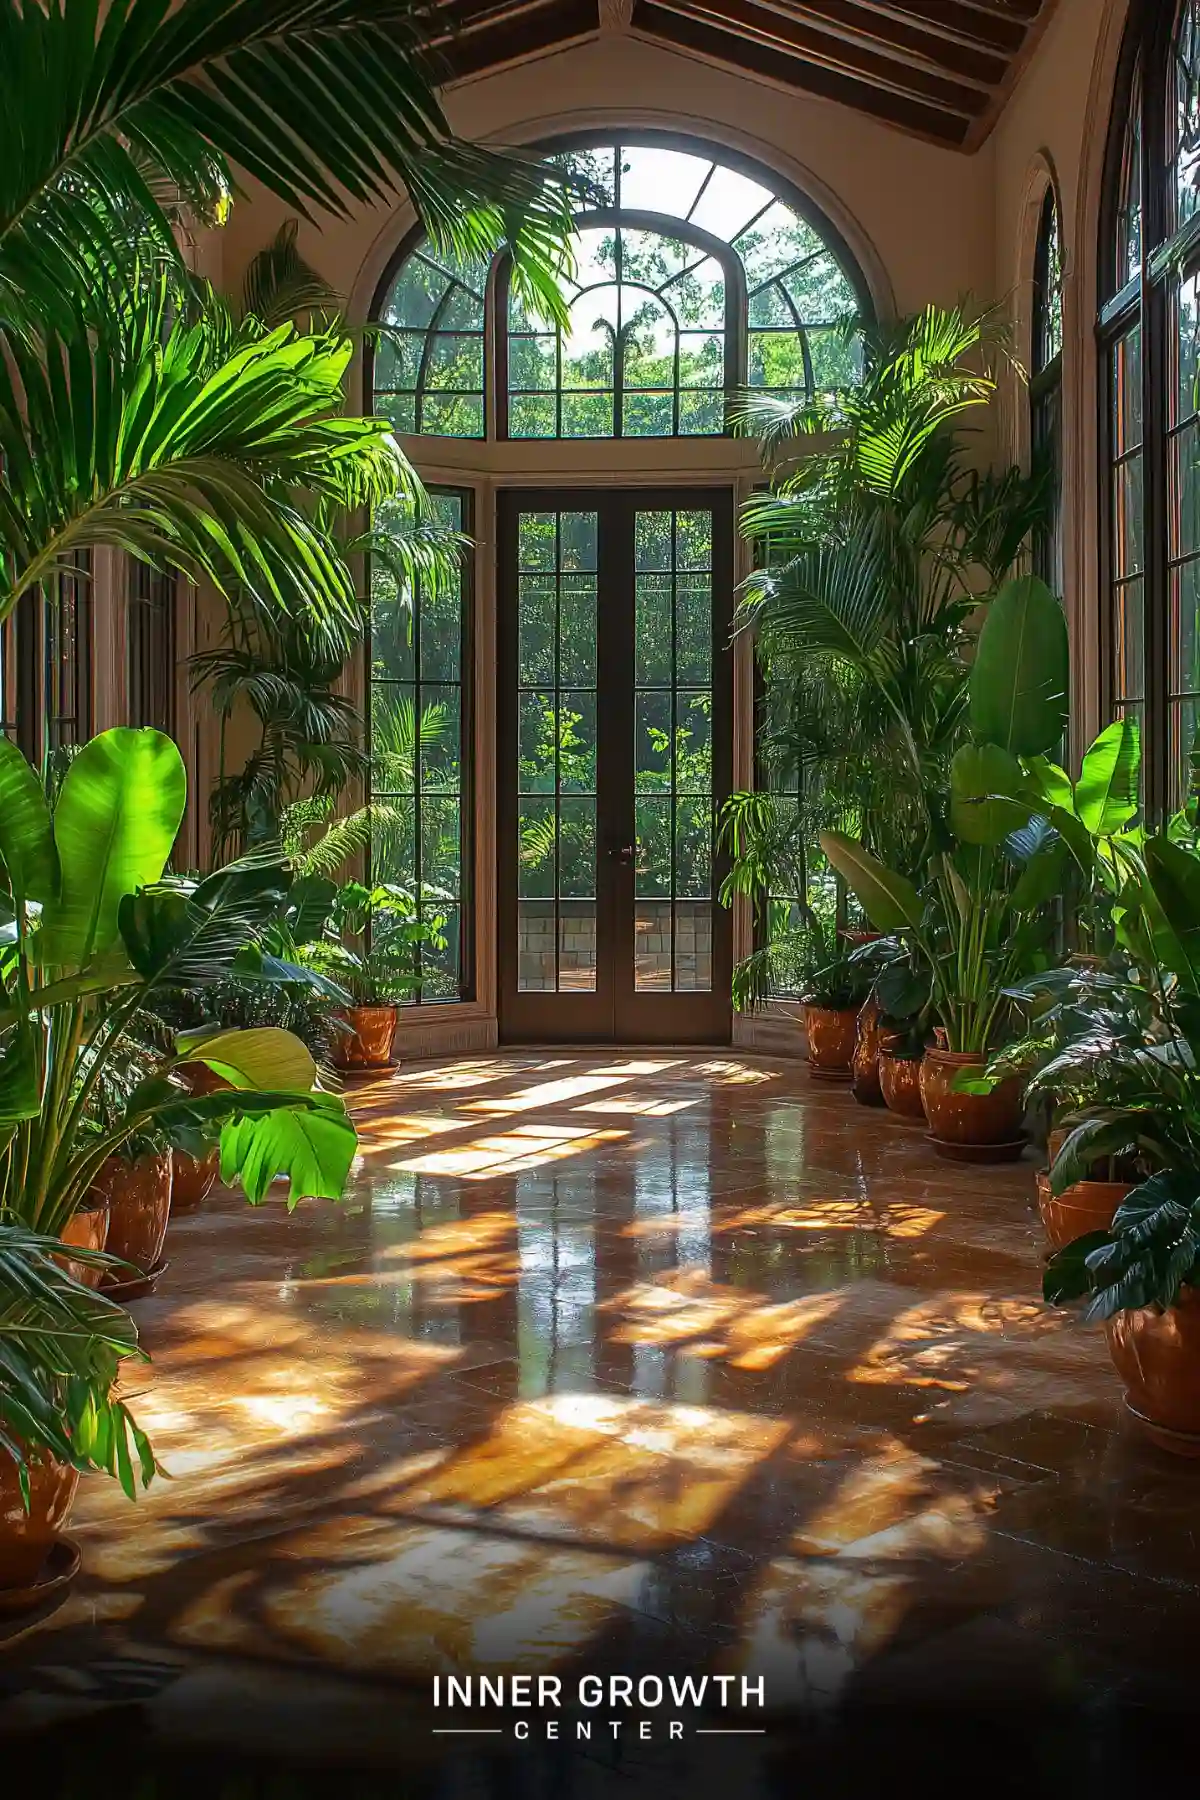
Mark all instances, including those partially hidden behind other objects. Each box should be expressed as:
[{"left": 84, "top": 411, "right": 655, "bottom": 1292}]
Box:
[
  {"left": 1174, "top": 4, "right": 1200, "bottom": 228},
  {"left": 1172, "top": 559, "right": 1200, "bottom": 696},
  {"left": 1112, "top": 326, "right": 1142, "bottom": 450},
  {"left": 418, "top": 685, "right": 461, "bottom": 791},
  {"left": 1114, "top": 577, "right": 1144, "bottom": 704},
  {"left": 518, "top": 899, "right": 556, "bottom": 989},
  {"left": 636, "top": 576, "right": 673, "bottom": 686},
  {"left": 674, "top": 901, "right": 712, "bottom": 992},
  {"left": 371, "top": 684, "right": 416, "bottom": 790},
  {"left": 1179, "top": 272, "right": 1200, "bottom": 423},
  {"left": 675, "top": 800, "right": 712, "bottom": 898},
  {"left": 518, "top": 576, "right": 555, "bottom": 685},
  {"left": 1174, "top": 420, "right": 1200, "bottom": 559},
  {"left": 1114, "top": 455, "right": 1144, "bottom": 577},
  {"left": 518, "top": 692, "right": 556, "bottom": 793},
  {"left": 635, "top": 511, "right": 672, "bottom": 572},
  {"left": 559, "top": 797, "right": 596, "bottom": 899},
  {"left": 559, "top": 576, "right": 597, "bottom": 684},
  {"left": 559, "top": 692, "right": 596, "bottom": 793},
  {"left": 635, "top": 691, "right": 673, "bottom": 791},
  {"left": 1171, "top": 697, "right": 1200, "bottom": 810},
  {"left": 635, "top": 901, "right": 673, "bottom": 991},
  {"left": 559, "top": 901, "right": 596, "bottom": 992},
  {"left": 518, "top": 802, "right": 555, "bottom": 900},
  {"left": 676, "top": 578, "right": 712, "bottom": 684},
  {"left": 635, "top": 797, "right": 672, "bottom": 898},
  {"left": 676, "top": 692, "right": 712, "bottom": 793}
]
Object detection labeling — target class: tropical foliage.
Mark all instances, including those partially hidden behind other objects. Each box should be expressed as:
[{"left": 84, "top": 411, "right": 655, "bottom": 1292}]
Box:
[{"left": 722, "top": 305, "right": 1051, "bottom": 1005}]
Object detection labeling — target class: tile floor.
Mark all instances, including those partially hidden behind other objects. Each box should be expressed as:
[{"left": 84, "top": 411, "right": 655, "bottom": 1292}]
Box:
[{"left": 4, "top": 1049, "right": 1200, "bottom": 1790}]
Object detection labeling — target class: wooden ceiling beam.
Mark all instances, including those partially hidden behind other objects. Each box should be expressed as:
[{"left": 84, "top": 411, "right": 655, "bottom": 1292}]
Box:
[
  {"left": 651, "top": 0, "right": 991, "bottom": 114},
  {"left": 779, "top": 0, "right": 1008, "bottom": 87},
  {"left": 438, "top": 0, "right": 598, "bottom": 75},
  {"left": 633, "top": 3, "right": 972, "bottom": 143},
  {"left": 846, "top": 0, "right": 1027, "bottom": 55}
]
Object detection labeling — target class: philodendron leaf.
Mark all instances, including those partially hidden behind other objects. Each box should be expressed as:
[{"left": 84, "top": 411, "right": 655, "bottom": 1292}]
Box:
[
  {"left": 219, "top": 1094, "right": 357, "bottom": 1207},
  {"left": 0, "top": 738, "right": 57, "bottom": 904},
  {"left": 969, "top": 575, "right": 1069, "bottom": 756},
  {"left": 949, "top": 744, "right": 1032, "bottom": 845},
  {"left": 1075, "top": 718, "right": 1141, "bottom": 836},
  {"left": 175, "top": 1026, "right": 317, "bottom": 1095},
  {"left": 818, "top": 832, "right": 923, "bottom": 933},
  {"left": 39, "top": 730, "right": 186, "bottom": 966}
]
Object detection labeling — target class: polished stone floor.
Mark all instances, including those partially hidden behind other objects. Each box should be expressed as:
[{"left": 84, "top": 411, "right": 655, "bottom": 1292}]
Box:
[{"left": 5, "top": 1049, "right": 1200, "bottom": 1788}]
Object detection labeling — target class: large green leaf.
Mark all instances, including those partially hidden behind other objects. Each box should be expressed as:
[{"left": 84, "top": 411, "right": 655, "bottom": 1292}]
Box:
[
  {"left": 0, "top": 1018, "right": 40, "bottom": 1125},
  {"left": 38, "top": 729, "right": 186, "bottom": 966},
  {"left": 818, "top": 831, "right": 924, "bottom": 933},
  {"left": 176, "top": 1026, "right": 317, "bottom": 1095},
  {"left": 0, "top": 738, "right": 56, "bottom": 904},
  {"left": 1075, "top": 718, "right": 1140, "bottom": 836},
  {"left": 1143, "top": 835, "right": 1200, "bottom": 985},
  {"left": 949, "top": 743, "right": 1032, "bottom": 845},
  {"left": 969, "top": 576, "right": 1069, "bottom": 756},
  {"left": 219, "top": 1094, "right": 357, "bottom": 1207}
]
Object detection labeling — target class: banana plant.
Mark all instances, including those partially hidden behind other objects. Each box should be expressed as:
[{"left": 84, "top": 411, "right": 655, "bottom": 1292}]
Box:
[
  {"left": 0, "top": 727, "right": 358, "bottom": 1238},
  {"left": 821, "top": 576, "right": 1070, "bottom": 1053}
]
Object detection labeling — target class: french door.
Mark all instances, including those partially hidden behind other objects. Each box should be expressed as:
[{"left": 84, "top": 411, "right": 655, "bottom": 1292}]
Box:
[{"left": 498, "top": 488, "right": 733, "bottom": 1043}]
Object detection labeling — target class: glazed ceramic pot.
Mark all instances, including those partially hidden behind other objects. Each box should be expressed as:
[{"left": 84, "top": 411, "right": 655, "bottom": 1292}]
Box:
[
  {"left": 0, "top": 1454, "right": 78, "bottom": 1591},
  {"left": 331, "top": 1003, "right": 399, "bottom": 1072},
  {"left": 803, "top": 1004, "right": 857, "bottom": 1080},
  {"left": 57, "top": 1203, "right": 110, "bottom": 1289},
  {"left": 1105, "top": 1287, "right": 1200, "bottom": 1454},
  {"left": 1035, "top": 1169, "right": 1131, "bottom": 1251},
  {"left": 920, "top": 1048, "right": 1023, "bottom": 1150},
  {"left": 171, "top": 1146, "right": 220, "bottom": 1215},
  {"left": 88, "top": 1147, "right": 173, "bottom": 1277},
  {"left": 878, "top": 1051, "right": 927, "bottom": 1121},
  {"left": 850, "top": 999, "right": 886, "bottom": 1106}
]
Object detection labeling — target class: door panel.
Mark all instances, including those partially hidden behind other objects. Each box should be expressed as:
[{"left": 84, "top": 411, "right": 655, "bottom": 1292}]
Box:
[{"left": 499, "top": 489, "right": 732, "bottom": 1043}]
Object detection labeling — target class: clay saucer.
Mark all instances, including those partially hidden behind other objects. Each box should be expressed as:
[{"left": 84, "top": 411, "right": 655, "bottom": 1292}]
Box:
[
  {"left": 99, "top": 1258, "right": 168, "bottom": 1303},
  {"left": 0, "top": 1537, "right": 81, "bottom": 1618},
  {"left": 927, "top": 1135, "right": 1028, "bottom": 1164}
]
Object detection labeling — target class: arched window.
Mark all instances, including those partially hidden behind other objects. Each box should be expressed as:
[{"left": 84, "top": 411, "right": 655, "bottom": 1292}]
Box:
[
  {"left": 1031, "top": 181, "right": 1063, "bottom": 591},
  {"left": 1100, "top": 3, "right": 1200, "bottom": 813},
  {"left": 372, "top": 134, "right": 869, "bottom": 442}
]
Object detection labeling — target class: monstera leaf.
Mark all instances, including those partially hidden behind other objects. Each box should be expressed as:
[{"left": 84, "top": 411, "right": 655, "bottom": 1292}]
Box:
[{"left": 219, "top": 1094, "right": 358, "bottom": 1207}]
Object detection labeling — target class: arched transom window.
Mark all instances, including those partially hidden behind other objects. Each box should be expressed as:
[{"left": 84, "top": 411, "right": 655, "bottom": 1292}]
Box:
[{"left": 373, "top": 135, "right": 869, "bottom": 441}]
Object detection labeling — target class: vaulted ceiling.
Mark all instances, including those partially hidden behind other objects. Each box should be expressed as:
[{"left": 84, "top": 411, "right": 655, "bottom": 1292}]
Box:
[{"left": 428, "top": 0, "right": 1058, "bottom": 151}]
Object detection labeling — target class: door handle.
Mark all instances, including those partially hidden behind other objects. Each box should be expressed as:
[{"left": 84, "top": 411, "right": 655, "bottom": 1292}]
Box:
[{"left": 608, "top": 843, "right": 635, "bottom": 862}]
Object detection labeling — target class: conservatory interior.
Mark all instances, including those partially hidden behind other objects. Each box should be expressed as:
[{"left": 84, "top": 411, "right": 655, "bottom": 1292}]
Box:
[{"left": 7, "top": 0, "right": 1200, "bottom": 1785}]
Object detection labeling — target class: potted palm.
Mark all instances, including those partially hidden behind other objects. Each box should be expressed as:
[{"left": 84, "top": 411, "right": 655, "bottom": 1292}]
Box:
[
  {"left": 296, "top": 880, "right": 444, "bottom": 1072},
  {"left": 0, "top": 1222, "right": 155, "bottom": 1599},
  {"left": 822, "top": 577, "right": 1070, "bottom": 1158}
]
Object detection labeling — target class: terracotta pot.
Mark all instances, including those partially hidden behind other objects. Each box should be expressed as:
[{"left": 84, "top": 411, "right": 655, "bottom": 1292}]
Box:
[
  {"left": 850, "top": 998, "right": 886, "bottom": 1106},
  {"left": 878, "top": 1050, "right": 927, "bottom": 1121},
  {"left": 841, "top": 930, "right": 882, "bottom": 947},
  {"left": 88, "top": 1147, "right": 172, "bottom": 1276},
  {"left": 933, "top": 1025, "right": 949, "bottom": 1050},
  {"left": 178, "top": 1060, "right": 233, "bottom": 1098},
  {"left": 1047, "top": 1125, "right": 1069, "bottom": 1167},
  {"left": 171, "top": 1146, "right": 220, "bottom": 1214},
  {"left": 1105, "top": 1287, "right": 1200, "bottom": 1453},
  {"left": 56, "top": 1203, "right": 110, "bottom": 1290},
  {"left": 803, "top": 1005, "right": 858, "bottom": 1080},
  {"left": 1035, "top": 1169, "right": 1131, "bottom": 1251},
  {"left": 331, "top": 1003, "right": 399, "bottom": 1072},
  {"left": 0, "top": 1453, "right": 78, "bottom": 1591},
  {"left": 920, "top": 1048, "right": 1023, "bottom": 1147}
]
